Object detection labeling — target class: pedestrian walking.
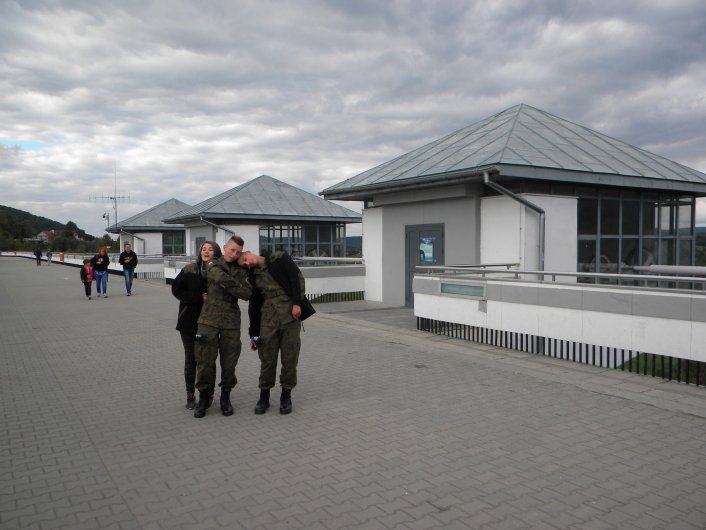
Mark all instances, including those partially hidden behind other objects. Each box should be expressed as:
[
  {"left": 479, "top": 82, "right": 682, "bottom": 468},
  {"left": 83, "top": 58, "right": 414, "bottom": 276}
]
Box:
[
  {"left": 33, "top": 247, "right": 42, "bottom": 266},
  {"left": 80, "top": 259, "right": 94, "bottom": 300},
  {"left": 118, "top": 243, "right": 138, "bottom": 296},
  {"left": 171, "top": 241, "right": 221, "bottom": 409},
  {"left": 90, "top": 247, "right": 110, "bottom": 297},
  {"left": 46, "top": 250, "right": 53, "bottom": 266},
  {"left": 192, "top": 236, "right": 252, "bottom": 418},
  {"left": 239, "top": 249, "right": 314, "bottom": 415}
]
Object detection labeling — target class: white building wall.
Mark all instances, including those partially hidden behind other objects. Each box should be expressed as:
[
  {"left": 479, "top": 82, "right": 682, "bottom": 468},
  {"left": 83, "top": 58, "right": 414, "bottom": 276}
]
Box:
[
  {"left": 481, "top": 194, "right": 577, "bottom": 274},
  {"left": 524, "top": 194, "right": 577, "bottom": 274},
  {"left": 363, "top": 207, "right": 384, "bottom": 301},
  {"left": 185, "top": 223, "right": 260, "bottom": 256},
  {"left": 365, "top": 185, "right": 480, "bottom": 305},
  {"left": 185, "top": 225, "right": 214, "bottom": 256},
  {"left": 480, "top": 196, "right": 522, "bottom": 265},
  {"left": 146, "top": 233, "right": 164, "bottom": 255},
  {"left": 221, "top": 224, "right": 259, "bottom": 252}
]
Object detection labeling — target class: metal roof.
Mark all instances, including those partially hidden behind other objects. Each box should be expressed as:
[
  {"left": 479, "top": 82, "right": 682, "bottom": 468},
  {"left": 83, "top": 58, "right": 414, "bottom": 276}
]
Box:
[
  {"left": 107, "top": 198, "right": 191, "bottom": 233},
  {"left": 322, "top": 104, "right": 706, "bottom": 199},
  {"left": 164, "top": 174, "right": 361, "bottom": 224}
]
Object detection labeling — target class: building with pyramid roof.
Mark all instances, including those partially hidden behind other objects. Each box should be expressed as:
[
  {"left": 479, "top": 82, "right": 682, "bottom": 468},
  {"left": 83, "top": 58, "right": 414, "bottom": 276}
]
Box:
[
  {"left": 322, "top": 104, "right": 706, "bottom": 306},
  {"left": 164, "top": 174, "right": 361, "bottom": 257},
  {"left": 108, "top": 198, "right": 191, "bottom": 255}
]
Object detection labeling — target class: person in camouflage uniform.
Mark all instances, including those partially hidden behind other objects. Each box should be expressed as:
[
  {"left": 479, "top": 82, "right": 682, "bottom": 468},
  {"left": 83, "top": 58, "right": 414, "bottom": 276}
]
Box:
[
  {"left": 238, "top": 249, "right": 306, "bottom": 415},
  {"left": 193, "top": 236, "right": 252, "bottom": 418}
]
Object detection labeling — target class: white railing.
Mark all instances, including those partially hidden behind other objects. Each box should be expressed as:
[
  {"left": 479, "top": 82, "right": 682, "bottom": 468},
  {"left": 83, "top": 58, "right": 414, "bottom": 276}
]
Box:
[
  {"left": 416, "top": 264, "right": 706, "bottom": 291},
  {"left": 413, "top": 265, "right": 706, "bottom": 367}
]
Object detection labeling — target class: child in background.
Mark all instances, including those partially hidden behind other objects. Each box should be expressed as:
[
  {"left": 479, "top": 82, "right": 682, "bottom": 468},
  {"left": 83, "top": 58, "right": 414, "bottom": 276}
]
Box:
[{"left": 80, "top": 259, "right": 94, "bottom": 300}]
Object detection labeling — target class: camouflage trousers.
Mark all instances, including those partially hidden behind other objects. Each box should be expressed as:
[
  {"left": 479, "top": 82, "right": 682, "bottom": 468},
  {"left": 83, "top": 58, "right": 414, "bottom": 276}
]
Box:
[
  {"left": 258, "top": 318, "right": 301, "bottom": 390},
  {"left": 194, "top": 324, "right": 242, "bottom": 392}
]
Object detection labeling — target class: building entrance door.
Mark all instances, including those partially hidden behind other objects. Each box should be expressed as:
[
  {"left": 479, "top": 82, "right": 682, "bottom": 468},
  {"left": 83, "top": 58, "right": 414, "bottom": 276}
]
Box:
[
  {"left": 194, "top": 237, "right": 205, "bottom": 257},
  {"left": 405, "top": 224, "right": 444, "bottom": 307}
]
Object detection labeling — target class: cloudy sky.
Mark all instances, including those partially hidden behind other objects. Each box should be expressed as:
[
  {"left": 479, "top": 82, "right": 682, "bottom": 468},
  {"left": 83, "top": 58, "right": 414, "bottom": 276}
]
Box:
[{"left": 1, "top": 0, "right": 706, "bottom": 237}]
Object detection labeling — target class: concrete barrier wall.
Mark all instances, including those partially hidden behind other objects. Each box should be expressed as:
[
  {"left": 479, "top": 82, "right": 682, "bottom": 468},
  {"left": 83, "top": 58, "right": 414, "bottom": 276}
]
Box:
[{"left": 414, "top": 275, "right": 706, "bottom": 362}]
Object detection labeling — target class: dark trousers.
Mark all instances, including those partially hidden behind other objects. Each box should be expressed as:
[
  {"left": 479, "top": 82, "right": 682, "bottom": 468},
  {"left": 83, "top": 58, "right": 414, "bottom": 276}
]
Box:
[
  {"left": 180, "top": 331, "right": 197, "bottom": 394},
  {"left": 83, "top": 282, "right": 92, "bottom": 297}
]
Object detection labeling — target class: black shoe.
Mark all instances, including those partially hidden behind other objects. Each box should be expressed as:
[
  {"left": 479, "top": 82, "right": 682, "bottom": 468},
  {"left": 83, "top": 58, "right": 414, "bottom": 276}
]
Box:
[
  {"left": 185, "top": 392, "right": 196, "bottom": 410},
  {"left": 254, "top": 389, "right": 270, "bottom": 415},
  {"left": 280, "top": 388, "right": 292, "bottom": 415},
  {"left": 220, "top": 389, "right": 234, "bottom": 416},
  {"left": 194, "top": 391, "right": 209, "bottom": 418}
]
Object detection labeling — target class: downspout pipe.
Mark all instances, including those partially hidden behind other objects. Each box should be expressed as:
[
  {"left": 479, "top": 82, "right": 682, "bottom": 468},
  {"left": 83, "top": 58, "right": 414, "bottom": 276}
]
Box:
[
  {"left": 119, "top": 230, "right": 146, "bottom": 254},
  {"left": 483, "top": 172, "right": 545, "bottom": 272},
  {"left": 199, "top": 216, "right": 235, "bottom": 237}
]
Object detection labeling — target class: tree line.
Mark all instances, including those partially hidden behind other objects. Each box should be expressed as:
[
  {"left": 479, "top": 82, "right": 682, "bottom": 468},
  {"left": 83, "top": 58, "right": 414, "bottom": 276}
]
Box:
[{"left": 0, "top": 205, "right": 118, "bottom": 253}]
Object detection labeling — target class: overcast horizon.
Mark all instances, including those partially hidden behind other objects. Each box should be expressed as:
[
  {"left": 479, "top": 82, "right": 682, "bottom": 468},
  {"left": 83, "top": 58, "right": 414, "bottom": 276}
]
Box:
[{"left": 1, "top": 0, "right": 706, "bottom": 237}]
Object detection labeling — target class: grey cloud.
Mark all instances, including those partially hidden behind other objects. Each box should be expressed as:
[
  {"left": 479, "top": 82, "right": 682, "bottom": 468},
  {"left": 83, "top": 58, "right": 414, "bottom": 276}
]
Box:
[{"left": 1, "top": 0, "right": 706, "bottom": 235}]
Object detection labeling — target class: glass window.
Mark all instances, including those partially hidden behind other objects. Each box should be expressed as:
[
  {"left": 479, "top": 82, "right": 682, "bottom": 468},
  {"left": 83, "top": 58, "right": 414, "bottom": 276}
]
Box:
[
  {"left": 163, "top": 231, "right": 185, "bottom": 255},
  {"left": 641, "top": 239, "right": 657, "bottom": 266},
  {"left": 621, "top": 201, "right": 639, "bottom": 236},
  {"left": 598, "top": 238, "right": 619, "bottom": 273},
  {"left": 578, "top": 239, "right": 596, "bottom": 273},
  {"left": 600, "top": 200, "right": 620, "bottom": 235},
  {"left": 679, "top": 240, "right": 692, "bottom": 266},
  {"left": 642, "top": 198, "right": 659, "bottom": 236},
  {"left": 621, "top": 238, "right": 639, "bottom": 271},
  {"left": 578, "top": 199, "right": 598, "bottom": 235},
  {"left": 660, "top": 238, "right": 676, "bottom": 265},
  {"left": 678, "top": 200, "right": 693, "bottom": 235},
  {"left": 660, "top": 199, "right": 678, "bottom": 237},
  {"left": 258, "top": 223, "right": 346, "bottom": 257}
]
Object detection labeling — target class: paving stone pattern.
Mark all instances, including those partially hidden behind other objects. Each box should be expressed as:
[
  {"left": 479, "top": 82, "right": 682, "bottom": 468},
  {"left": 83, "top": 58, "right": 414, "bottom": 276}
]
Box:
[{"left": 1, "top": 257, "right": 705, "bottom": 529}]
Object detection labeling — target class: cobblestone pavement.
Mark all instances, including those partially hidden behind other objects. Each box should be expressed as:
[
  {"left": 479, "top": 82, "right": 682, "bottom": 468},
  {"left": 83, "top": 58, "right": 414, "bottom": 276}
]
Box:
[{"left": 1, "top": 256, "right": 705, "bottom": 530}]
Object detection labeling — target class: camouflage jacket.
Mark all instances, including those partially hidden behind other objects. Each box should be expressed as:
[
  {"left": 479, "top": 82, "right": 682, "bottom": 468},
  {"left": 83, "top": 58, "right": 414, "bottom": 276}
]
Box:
[
  {"left": 197, "top": 256, "right": 252, "bottom": 329},
  {"left": 247, "top": 251, "right": 305, "bottom": 337}
]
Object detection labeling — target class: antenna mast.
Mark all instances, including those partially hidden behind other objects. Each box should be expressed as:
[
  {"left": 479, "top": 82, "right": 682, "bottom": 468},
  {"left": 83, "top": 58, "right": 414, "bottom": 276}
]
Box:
[{"left": 90, "top": 162, "right": 129, "bottom": 230}]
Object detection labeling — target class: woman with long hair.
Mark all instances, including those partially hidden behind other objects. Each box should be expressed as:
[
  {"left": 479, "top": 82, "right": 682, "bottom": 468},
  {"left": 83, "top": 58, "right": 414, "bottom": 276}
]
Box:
[
  {"left": 171, "top": 241, "right": 222, "bottom": 409},
  {"left": 90, "top": 247, "right": 111, "bottom": 298}
]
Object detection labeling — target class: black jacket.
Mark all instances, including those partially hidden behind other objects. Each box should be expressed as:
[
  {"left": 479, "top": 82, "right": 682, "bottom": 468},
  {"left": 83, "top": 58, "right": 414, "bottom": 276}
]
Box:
[
  {"left": 247, "top": 251, "right": 304, "bottom": 338},
  {"left": 171, "top": 262, "right": 207, "bottom": 334},
  {"left": 90, "top": 254, "right": 110, "bottom": 272},
  {"left": 118, "top": 250, "right": 138, "bottom": 270}
]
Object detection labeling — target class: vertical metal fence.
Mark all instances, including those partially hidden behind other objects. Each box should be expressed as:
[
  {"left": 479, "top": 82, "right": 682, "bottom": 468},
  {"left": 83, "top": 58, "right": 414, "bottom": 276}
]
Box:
[{"left": 416, "top": 317, "right": 706, "bottom": 388}]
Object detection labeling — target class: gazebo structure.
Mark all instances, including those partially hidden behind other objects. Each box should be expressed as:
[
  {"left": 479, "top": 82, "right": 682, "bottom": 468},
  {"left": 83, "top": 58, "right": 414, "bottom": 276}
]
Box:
[
  {"left": 108, "top": 198, "right": 191, "bottom": 256},
  {"left": 163, "top": 175, "right": 361, "bottom": 257},
  {"left": 322, "top": 104, "right": 706, "bottom": 306}
]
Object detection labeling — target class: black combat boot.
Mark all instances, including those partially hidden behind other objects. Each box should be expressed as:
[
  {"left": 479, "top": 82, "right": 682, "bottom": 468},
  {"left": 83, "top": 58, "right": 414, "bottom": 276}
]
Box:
[
  {"left": 220, "top": 388, "right": 234, "bottom": 416},
  {"left": 193, "top": 390, "right": 209, "bottom": 418},
  {"left": 185, "top": 392, "right": 196, "bottom": 410},
  {"left": 279, "top": 388, "right": 292, "bottom": 415},
  {"left": 254, "top": 389, "right": 270, "bottom": 415}
]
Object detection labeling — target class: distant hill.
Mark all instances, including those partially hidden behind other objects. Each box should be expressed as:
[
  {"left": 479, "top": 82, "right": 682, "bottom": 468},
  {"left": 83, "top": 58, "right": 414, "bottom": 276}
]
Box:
[
  {"left": 0, "top": 204, "right": 96, "bottom": 243},
  {"left": 0, "top": 205, "right": 67, "bottom": 239}
]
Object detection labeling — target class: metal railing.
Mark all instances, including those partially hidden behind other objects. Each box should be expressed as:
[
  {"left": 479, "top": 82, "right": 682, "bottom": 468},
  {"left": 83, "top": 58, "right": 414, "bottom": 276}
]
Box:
[
  {"left": 415, "top": 263, "right": 706, "bottom": 387},
  {"left": 416, "top": 264, "right": 706, "bottom": 291}
]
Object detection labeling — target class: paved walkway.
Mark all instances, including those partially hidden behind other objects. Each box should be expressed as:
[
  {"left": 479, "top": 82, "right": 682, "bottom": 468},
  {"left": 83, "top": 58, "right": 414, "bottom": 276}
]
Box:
[{"left": 1, "top": 257, "right": 705, "bottom": 530}]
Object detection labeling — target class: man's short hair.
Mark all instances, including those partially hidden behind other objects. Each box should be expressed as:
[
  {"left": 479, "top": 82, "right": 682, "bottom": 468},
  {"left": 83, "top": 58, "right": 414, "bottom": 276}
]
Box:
[{"left": 228, "top": 235, "right": 244, "bottom": 247}]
